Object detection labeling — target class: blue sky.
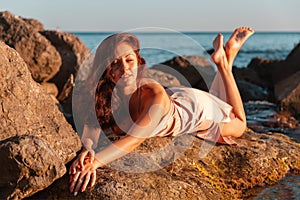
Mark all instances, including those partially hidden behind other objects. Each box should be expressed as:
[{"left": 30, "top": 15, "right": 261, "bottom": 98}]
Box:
[{"left": 2, "top": 0, "right": 299, "bottom": 32}]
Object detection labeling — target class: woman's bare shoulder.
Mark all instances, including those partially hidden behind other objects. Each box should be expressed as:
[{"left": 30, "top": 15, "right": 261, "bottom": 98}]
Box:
[
  {"left": 139, "top": 78, "right": 170, "bottom": 113},
  {"left": 139, "top": 78, "right": 166, "bottom": 94}
]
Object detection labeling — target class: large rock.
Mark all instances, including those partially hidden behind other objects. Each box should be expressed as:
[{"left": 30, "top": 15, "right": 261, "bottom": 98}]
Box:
[
  {"left": 152, "top": 55, "right": 215, "bottom": 91},
  {"left": 20, "top": 17, "right": 44, "bottom": 32},
  {"left": 248, "top": 42, "right": 300, "bottom": 88},
  {"left": 0, "top": 41, "right": 81, "bottom": 198},
  {"left": 0, "top": 135, "right": 66, "bottom": 199},
  {"left": 236, "top": 80, "right": 270, "bottom": 102},
  {"left": 274, "top": 70, "right": 300, "bottom": 117},
  {"left": 0, "top": 11, "right": 61, "bottom": 82},
  {"left": 247, "top": 57, "right": 282, "bottom": 88},
  {"left": 41, "top": 30, "right": 90, "bottom": 93},
  {"left": 31, "top": 129, "right": 300, "bottom": 199},
  {"left": 232, "top": 66, "right": 266, "bottom": 88},
  {"left": 144, "top": 68, "right": 181, "bottom": 87}
]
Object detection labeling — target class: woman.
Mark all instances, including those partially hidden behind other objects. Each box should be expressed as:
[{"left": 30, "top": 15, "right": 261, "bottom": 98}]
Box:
[{"left": 69, "top": 27, "right": 254, "bottom": 195}]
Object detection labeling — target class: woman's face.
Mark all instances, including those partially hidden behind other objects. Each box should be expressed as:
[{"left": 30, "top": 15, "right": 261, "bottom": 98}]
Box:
[{"left": 110, "top": 42, "right": 139, "bottom": 87}]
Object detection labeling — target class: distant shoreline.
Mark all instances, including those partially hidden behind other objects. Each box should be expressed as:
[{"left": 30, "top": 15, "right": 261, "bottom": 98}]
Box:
[{"left": 69, "top": 31, "right": 300, "bottom": 34}]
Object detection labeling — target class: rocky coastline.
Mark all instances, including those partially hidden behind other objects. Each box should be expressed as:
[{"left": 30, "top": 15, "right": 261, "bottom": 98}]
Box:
[{"left": 0, "top": 11, "right": 299, "bottom": 199}]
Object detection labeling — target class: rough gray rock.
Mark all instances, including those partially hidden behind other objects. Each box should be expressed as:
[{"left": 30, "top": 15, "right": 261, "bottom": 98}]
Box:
[
  {"left": 0, "top": 41, "right": 82, "bottom": 199},
  {"left": 144, "top": 68, "right": 181, "bottom": 87},
  {"left": 31, "top": 129, "right": 300, "bottom": 199},
  {"left": 236, "top": 80, "right": 270, "bottom": 102},
  {"left": 0, "top": 135, "right": 66, "bottom": 200},
  {"left": 152, "top": 55, "right": 215, "bottom": 91},
  {"left": 246, "top": 42, "right": 300, "bottom": 115},
  {"left": 0, "top": 11, "right": 61, "bottom": 82},
  {"left": 41, "top": 30, "right": 90, "bottom": 94}
]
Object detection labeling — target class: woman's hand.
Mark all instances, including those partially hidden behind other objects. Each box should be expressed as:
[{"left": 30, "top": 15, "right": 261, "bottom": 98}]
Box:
[
  {"left": 69, "top": 148, "right": 95, "bottom": 175},
  {"left": 69, "top": 160, "right": 101, "bottom": 196}
]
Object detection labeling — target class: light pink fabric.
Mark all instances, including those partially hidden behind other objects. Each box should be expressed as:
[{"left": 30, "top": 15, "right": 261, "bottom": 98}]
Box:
[{"left": 151, "top": 72, "right": 237, "bottom": 145}]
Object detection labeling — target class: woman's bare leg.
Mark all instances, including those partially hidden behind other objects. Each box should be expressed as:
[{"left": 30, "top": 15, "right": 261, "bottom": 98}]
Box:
[
  {"left": 210, "top": 32, "right": 247, "bottom": 138},
  {"left": 209, "top": 34, "right": 228, "bottom": 101},
  {"left": 210, "top": 27, "right": 254, "bottom": 100},
  {"left": 225, "top": 27, "right": 254, "bottom": 67}
]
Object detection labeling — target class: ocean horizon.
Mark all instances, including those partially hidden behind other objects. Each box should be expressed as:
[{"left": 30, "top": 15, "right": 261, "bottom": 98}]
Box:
[{"left": 73, "top": 31, "right": 300, "bottom": 68}]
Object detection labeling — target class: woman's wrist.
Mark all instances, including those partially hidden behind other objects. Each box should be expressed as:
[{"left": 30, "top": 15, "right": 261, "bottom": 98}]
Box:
[
  {"left": 93, "top": 157, "right": 104, "bottom": 169},
  {"left": 82, "top": 138, "right": 94, "bottom": 150}
]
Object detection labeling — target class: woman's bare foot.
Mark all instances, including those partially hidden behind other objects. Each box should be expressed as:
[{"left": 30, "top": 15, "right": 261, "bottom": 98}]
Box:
[
  {"left": 225, "top": 27, "right": 254, "bottom": 66},
  {"left": 211, "top": 33, "right": 229, "bottom": 71}
]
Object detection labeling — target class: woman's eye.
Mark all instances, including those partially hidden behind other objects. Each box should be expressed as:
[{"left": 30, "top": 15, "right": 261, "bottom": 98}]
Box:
[{"left": 112, "top": 60, "right": 119, "bottom": 67}]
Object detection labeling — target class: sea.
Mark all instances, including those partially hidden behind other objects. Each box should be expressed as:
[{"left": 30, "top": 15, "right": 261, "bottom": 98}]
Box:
[
  {"left": 73, "top": 31, "right": 300, "bottom": 199},
  {"left": 73, "top": 31, "right": 300, "bottom": 68}
]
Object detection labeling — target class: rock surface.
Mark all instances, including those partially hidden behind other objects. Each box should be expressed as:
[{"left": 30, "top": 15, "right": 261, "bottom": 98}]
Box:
[
  {"left": 41, "top": 30, "right": 90, "bottom": 93},
  {"left": 236, "top": 80, "right": 269, "bottom": 102},
  {"left": 0, "top": 11, "right": 62, "bottom": 83},
  {"left": 31, "top": 129, "right": 300, "bottom": 199},
  {"left": 236, "top": 42, "right": 300, "bottom": 116},
  {"left": 0, "top": 41, "right": 82, "bottom": 199},
  {"left": 144, "top": 68, "right": 181, "bottom": 87},
  {"left": 0, "top": 135, "right": 66, "bottom": 199}
]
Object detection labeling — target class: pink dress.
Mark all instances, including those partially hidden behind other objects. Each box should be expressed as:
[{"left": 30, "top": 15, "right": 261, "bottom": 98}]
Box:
[{"left": 150, "top": 72, "right": 237, "bottom": 145}]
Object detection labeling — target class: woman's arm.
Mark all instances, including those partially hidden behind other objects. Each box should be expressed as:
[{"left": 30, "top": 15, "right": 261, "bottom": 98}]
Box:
[
  {"left": 69, "top": 125, "right": 101, "bottom": 175},
  {"left": 70, "top": 83, "right": 170, "bottom": 195},
  {"left": 81, "top": 124, "right": 101, "bottom": 150}
]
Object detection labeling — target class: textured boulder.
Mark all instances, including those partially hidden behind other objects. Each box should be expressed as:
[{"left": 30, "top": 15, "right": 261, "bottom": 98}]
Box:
[
  {"left": 232, "top": 66, "right": 266, "bottom": 88},
  {"left": 144, "top": 68, "right": 181, "bottom": 87},
  {"left": 152, "top": 55, "right": 215, "bottom": 91},
  {"left": 246, "top": 42, "right": 300, "bottom": 116},
  {"left": 0, "top": 41, "right": 81, "bottom": 198},
  {"left": 41, "top": 30, "right": 90, "bottom": 93},
  {"left": 31, "top": 129, "right": 300, "bottom": 199},
  {"left": 247, "top": 57, "right": 282, "bottom": 88},
  {"left": 40, "top": 82, "right": 59, "bottom": 97},
  {"left": 0, "top": 135, "right": 66, "bottom": 199},
  {"left": 236, "top": 80, "right": 269, "bottom": 102},
  {"left": 0, "top": 11, "right": 61, "bottom": 82},
  {"left": 274, "top": 71, "right": 300, "bottom": 117},
  {"left": 280, "top": 85, "right": 300, "bottom": 117},
  {"left": 20, "top": 17, "right": 44, "bottom": 32},
  {"left": 247, "top": 42, "right": 300, "bottom": 88}
]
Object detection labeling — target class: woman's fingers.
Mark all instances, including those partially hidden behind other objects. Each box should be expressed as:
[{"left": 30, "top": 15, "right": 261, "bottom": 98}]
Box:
[
  {"left": 90, "top": 170, "right": 96, "bottom": 187},
  {"left": 80, "top": 172, "right": 91, "bottom": 192},
  {"left": 89, "top": 149, "right": 95, "bottom": 163},
  {"left": 69, "top": 171, "right": 80, "bottom": 193},
  {"left": 69, "top": 158, "right": 80, "bottom": 175},
  {"left": 69, "top": 164, "right": 75, "bottom": 175},
  {"left": 79, "top": 150, "right": 88, "bottom": 169},
  {"left": 73, "top": 172, "right": 88, "bottom": 195}
]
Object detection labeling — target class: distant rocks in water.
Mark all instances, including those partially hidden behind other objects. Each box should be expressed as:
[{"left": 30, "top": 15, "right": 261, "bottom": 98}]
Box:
[
  {"left": 236, "top": 80, "right": 269, "bottom": 102},
  {"left": 0, "top": 40, "right": 81, "bottom": 198},
  {"left": 144, "top": 68, "right": 181, "bottom": 87},
  {"left": 275, "top": 70, "right": 300, "bottom": 117},
  {"left": 152, "top": 55, "right": 215, "bottom": 91},
  {"left": 243, "top": 42, "right": 300, "bottom": 117}
]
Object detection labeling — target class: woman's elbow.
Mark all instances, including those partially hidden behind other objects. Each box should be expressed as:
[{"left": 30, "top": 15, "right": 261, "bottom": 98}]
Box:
[
  {"left": 234, "top": 121, "right": 246, "bottom": 138},
  {"left": 220, "top": 119, "right": 246, "bottom": 138}
]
